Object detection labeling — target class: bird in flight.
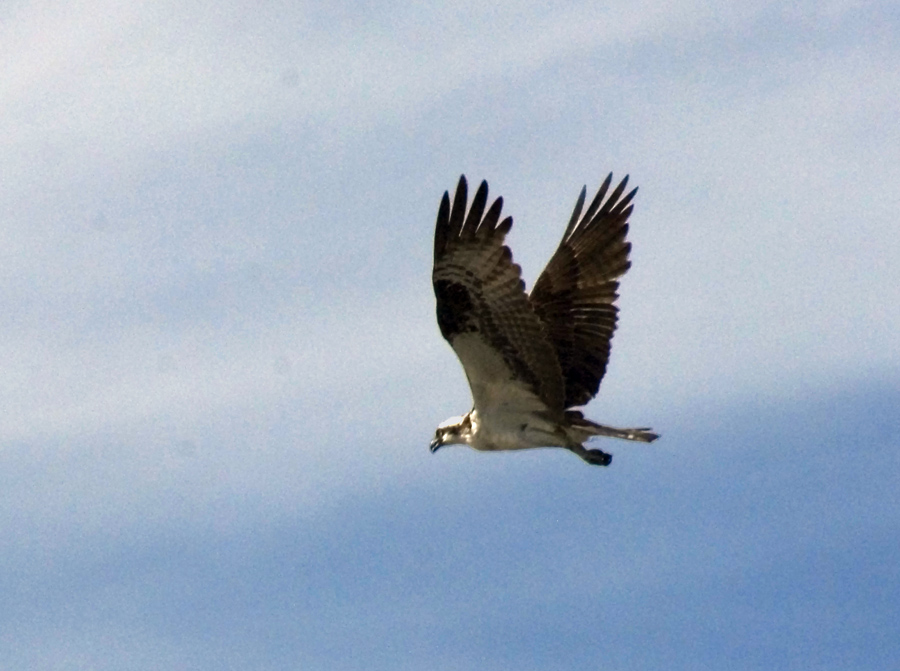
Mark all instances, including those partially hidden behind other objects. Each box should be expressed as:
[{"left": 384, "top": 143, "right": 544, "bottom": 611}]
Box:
[{"left": 430, "top": 174, "right": 658, "bottom": 466}]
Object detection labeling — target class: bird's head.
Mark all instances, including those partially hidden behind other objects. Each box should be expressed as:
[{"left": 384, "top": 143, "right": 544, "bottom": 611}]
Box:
[{"left": 430, "top": 414, "right": 471, "bottom": 453}]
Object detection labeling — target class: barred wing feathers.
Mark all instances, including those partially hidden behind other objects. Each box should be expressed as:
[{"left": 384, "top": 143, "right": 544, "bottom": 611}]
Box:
[
  {"left": 433, "top": 176, "right": 565, "bottom": 415},
  {"left": 530, "top": 174, "right": 637, "bottom": 408}
]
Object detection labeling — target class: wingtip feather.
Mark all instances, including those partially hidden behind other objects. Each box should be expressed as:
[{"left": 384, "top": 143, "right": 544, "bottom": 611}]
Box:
[{"left": 463, "top": 180, "right": 490, "bottom": 238}]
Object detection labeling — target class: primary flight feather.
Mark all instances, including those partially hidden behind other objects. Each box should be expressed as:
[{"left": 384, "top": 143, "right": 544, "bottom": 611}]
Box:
[{"left": 430, "top": 174, "right": 658, "bottom": 466}]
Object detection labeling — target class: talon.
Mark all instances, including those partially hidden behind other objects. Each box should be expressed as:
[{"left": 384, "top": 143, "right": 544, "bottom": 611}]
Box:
[{"left": 587, "top": 449, "right": 612, "bottom": 466}]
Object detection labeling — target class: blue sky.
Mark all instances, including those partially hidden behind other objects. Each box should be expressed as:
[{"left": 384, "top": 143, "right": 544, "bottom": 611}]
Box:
[{"left": 2, "top": 1, "right": 899, "bottom": 668}]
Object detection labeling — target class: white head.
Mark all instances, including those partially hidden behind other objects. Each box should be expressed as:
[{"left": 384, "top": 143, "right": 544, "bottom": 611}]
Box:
[{"left": 430, "top": 413, "right": 472, "bottom": 453}]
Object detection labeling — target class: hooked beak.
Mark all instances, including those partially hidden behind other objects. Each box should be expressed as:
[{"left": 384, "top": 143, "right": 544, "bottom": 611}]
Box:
[{"left": 429, "top": 436, "right": 443, "bottom": 453}]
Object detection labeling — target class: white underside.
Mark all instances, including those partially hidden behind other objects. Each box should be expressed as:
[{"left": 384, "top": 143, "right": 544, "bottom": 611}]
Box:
[
  {"left": 466, "top": 407, "right": 575, "bottom": 451},
  {"left": 450, "top": 335, "right": 544, "bottom": 407},
  {"left": 448, "top": 333, "right": 569, "bottom": 450}
]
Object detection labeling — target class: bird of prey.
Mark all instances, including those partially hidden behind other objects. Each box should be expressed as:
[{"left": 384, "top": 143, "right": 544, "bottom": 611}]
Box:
[{"left": 430, "top": 174, "right": 658, "bottom": 466}]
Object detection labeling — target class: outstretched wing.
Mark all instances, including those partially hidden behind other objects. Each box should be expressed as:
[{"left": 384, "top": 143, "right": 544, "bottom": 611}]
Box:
[
  {"left": 529, "top": 174, "right": 637, "bottom": 408},
  {"left": 433, "top": 176, "right": 565, "bottom": 415}
]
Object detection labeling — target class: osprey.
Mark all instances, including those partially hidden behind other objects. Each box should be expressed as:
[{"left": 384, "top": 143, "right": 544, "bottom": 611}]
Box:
[{"left": 430, "top": 174, "right": 658, "bottom": 466}]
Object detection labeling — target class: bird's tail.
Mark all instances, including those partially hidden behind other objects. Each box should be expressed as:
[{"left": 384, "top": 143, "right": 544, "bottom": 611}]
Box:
[{"left": 565, "top": 410, "right": 659, "bottom": 443}]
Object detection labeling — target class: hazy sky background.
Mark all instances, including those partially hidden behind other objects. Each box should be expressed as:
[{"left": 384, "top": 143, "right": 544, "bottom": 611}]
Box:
[{"left": 2, "top": 1, "right": 898, "bottom": 669}]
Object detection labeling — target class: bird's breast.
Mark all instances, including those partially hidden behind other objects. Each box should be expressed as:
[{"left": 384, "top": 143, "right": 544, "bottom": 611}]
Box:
[{"left": 468, "top": 409, "right": 567, "bottom": 451}]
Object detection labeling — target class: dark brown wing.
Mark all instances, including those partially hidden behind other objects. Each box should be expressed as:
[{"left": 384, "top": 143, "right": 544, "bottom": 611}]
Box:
[
  {"left": 433, "top": 176, "right": 565, "bottom": 414},
  {"left": 529, "top": 174, "right": 637, "bottom": 408}
]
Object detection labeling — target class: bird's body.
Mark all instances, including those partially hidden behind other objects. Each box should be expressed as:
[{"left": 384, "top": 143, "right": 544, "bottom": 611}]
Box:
[{"left": 430, "top": 174, "right": 658, "bottom": 466}]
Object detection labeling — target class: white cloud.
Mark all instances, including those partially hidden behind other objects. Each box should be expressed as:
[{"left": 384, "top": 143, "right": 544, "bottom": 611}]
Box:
[
  {"left": 2, "top": 0, "right": 897, "bottom": 445},
  {"left": 1, "top": 3, "right": 899, "bottom": 666}
]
